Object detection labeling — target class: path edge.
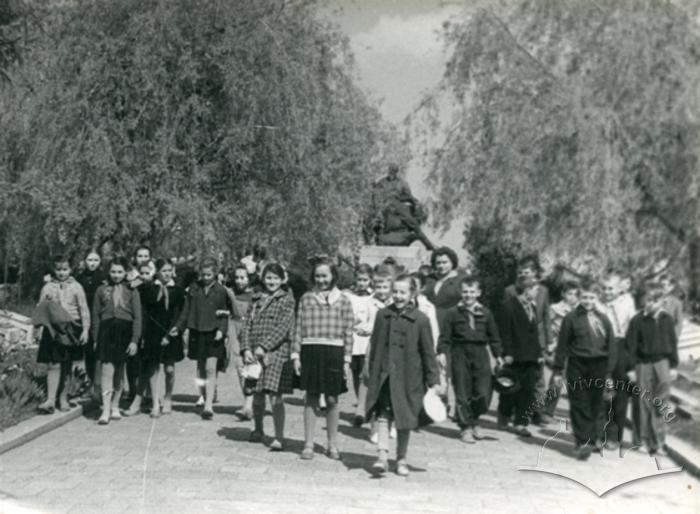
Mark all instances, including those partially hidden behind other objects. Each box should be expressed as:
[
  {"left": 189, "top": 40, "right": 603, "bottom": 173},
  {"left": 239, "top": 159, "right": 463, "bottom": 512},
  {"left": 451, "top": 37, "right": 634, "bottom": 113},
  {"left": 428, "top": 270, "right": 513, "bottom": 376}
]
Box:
[{"left": 0, "top": 401, "right": 97, "bottom": 455}]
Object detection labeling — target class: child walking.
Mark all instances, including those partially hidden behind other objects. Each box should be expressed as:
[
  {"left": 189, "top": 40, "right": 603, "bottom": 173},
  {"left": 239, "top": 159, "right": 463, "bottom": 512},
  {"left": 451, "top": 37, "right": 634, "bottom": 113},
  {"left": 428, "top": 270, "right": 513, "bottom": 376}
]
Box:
[
  {"left": 35, "top": 255, "right": 91, "bottom": 413},
  {"left": 626, "top": 282, "right": 679, "bottom": 456},
  {"left": 553, "top": 278, "right": 616, "bottom": 459},
  {"left": 365, "top": 274, "right": 440, "bottom": 476},
  {"left": 173, "top": 257, "right": 229, "bottom": 419},
  {"left": 228, "top": 264, "right": 256, "bottom": 420},
  {"left": 348, "top": 263, "right": 375, "bottom": 424},
  {"left": 125, "top": 259, "right": 185, "bottom": 417},
  {"left": 92, "top": 257, "right": 142, "bottom": 425},
  {"left": 437, "top": 276, "right": 501, "bottom": 444},
  {"left": 292, "top": 257, "right": 354, "bottom": 461},
  {"left": 240, "top": 263, "right": 296, "bottom": 451}
]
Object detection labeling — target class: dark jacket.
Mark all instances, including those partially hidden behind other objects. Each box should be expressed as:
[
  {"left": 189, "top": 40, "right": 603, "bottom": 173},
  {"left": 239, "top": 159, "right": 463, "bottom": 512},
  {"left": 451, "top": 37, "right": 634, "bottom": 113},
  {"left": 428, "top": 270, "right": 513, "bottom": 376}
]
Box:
[
  {"left": 553, "top": 305, "right": 616, "bottom": 374},
  {"left": 505, "top": 283, "right": 552, "bottom": 349},
  {"left": 500, "top": 294, "right": 542, "bottom": 363},
  {"left": 437, "top": 302, "right": 502, "bottom": 357},
  {"left": 424, "top": 271, "right": 464, "bottom": 326},
  {"left": 626, "top": 309, "right": 679, "bottom": 369},
  {"left": 176, "top": 281, "right": 229, "bottom": 334},
  {"left": 365, "top": 304, "right": 440, "bottom": 430},
  {"left": 76, "top": 268, "right": 107, "bottom": 307}
]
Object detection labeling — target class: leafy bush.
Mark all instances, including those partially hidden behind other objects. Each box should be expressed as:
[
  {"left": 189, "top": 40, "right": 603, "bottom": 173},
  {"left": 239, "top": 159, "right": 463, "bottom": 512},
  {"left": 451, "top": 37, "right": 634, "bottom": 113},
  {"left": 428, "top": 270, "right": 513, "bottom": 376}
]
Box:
[{"left": 0, "top": 348, "right": 46, "bottom": 431}]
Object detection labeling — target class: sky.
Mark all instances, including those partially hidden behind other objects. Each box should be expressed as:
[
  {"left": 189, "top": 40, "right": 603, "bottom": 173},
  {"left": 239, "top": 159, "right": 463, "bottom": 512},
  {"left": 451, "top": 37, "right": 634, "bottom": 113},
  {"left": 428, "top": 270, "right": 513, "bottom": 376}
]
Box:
[{"left": 321, "top": 0, "right": 468, "bottom": 261}]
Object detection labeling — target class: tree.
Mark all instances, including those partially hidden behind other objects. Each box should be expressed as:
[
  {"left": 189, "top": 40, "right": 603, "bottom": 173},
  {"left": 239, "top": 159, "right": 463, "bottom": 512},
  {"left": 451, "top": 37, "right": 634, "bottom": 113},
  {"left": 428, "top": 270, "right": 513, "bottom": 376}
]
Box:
[
  {"left": 0, "top": 0, "right": 398, "bottom": 294},
  {"left": 412, "top": 0, "right": 700, "bottom": 297}
]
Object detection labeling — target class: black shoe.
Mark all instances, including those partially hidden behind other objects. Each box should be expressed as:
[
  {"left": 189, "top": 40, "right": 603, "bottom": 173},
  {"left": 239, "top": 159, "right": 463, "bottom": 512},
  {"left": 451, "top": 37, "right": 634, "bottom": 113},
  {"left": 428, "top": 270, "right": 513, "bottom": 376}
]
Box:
[
  {"left": 201, "top": 410, "right": 214, "bottom": 420},
  {"left": 352, "top": 415, "right": 364, "bottom": 427},
  {"left": 576, "top": 445, "right": 592, "bottom": 461}
]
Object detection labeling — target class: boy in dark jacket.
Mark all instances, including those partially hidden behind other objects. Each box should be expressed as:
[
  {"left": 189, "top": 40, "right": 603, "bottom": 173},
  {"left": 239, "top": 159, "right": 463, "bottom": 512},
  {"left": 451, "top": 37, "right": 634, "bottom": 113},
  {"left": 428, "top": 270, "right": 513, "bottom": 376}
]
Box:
[
  {"left": 499, "top": 278, "right": 543, "bottom": 437},
  {"left": 553, "top": 278, "right": 616, "bottom": 460},
  {"left": 626, "top": 282, "right": 679, "bottom": 456},
  {"left": 437, "top": 276, "right": 502, "bottom": 443}
]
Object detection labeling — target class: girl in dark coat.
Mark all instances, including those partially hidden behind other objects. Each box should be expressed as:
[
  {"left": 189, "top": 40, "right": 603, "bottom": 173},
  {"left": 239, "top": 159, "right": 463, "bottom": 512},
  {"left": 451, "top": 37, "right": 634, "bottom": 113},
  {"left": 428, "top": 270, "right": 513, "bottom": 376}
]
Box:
[
  {"left": 125, "top": 259, "right": 185, "bottom": 417},
  {"left": 365, "top": 274, "right": 440, "bottom": 477}
]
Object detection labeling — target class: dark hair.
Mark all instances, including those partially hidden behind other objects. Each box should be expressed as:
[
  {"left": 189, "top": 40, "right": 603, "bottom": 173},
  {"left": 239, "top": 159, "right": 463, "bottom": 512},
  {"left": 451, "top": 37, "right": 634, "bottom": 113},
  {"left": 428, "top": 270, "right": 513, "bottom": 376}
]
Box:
[
  {"left": 200, "top": 257, "right": 218, "bottom": 272},
  {"left": 138, "top": 261, "right": 153, "bottom": 272},
  {"left": 373, "top": 264, "right": 393, "bottom": 282},
  {"left": 517, "top": 254, "right": 539, "bottom": 273},
  {"left": 418, "top": 264, "right": 432, "bottom": 274},
  {"left": 461, "top": 275, "right": 481, "bottom": 288},
  {"left": 234, "top": 263, "right": 249, "bottom": 274},
  {"left": 261, "top": 262, "right": 286, "bottom": 284},
  {"left": 310, "top": 257, "right": 338, "bottom": 288},
  {"left": 579, "top": 277, "right": 600, "bottom": 294},
  {"left": 356, "top": 263, "right": 373, "bottom": 278},
  {"left": 109, "top": 256, "right": 130, "bottom": 271},
  {"left": 639, "top": 281, "right": 664, "bottom": 303},
  {"left": 561, "top": 280, "right": 580, "bottom": 293},
  {"left": 394, "top": 273, "right": 417, "bottom": 294},
  {"left": 431, "top": 246, "right": 458, "bottom": 270},
  {"left": 52, "top": 254, "right": 71, "bottom": 267},
  {"left": 383, "top": 256, "right": 397, "bottom": 266},
  {"left": 410, "top": 271, "right": 426, "bottom": 289},
  {"left": 154, "top": 258, "right": 172, "bottom": 272},
  {"left": 133, "top": 245, "right": 151, "bottom": 259}
]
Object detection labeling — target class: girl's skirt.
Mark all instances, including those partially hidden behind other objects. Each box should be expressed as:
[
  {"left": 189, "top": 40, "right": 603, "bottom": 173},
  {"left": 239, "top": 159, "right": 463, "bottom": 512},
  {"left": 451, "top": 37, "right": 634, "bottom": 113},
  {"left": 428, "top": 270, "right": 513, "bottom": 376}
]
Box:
[
  {"left": 187, "top": 330, "right": 226, "bottom": 362},
  {"left": 37, "top": 323, "right": 83, "bottom": 364},
  {"left": 300, "top": 344, "right": 347, "bottom": 396},
  {"left": 97, "top": 318, "right": 133, "bottom": 365},
  {"left": 140, "top": 332, "right": 184, "bottom": 364}
]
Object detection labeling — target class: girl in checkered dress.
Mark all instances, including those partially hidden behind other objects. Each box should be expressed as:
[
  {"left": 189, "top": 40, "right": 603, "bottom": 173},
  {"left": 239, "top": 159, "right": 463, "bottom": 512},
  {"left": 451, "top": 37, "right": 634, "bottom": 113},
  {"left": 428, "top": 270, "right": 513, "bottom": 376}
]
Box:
[
  {"left": 292, "top": 257, "right": 354, "bottom": 461},
  {"left": 240, "top": 263, "right": 296, "bottom": 451}
]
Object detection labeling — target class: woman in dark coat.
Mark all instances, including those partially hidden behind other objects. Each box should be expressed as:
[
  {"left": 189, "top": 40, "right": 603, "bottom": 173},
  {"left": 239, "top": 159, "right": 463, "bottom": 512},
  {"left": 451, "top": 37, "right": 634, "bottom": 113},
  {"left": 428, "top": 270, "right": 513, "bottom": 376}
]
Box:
[
  {"left": 241, "top": 263, "right": 296, "bottom": 451},
  {"left": 365, "top": 274, "right": 440, "bottom": 476}
]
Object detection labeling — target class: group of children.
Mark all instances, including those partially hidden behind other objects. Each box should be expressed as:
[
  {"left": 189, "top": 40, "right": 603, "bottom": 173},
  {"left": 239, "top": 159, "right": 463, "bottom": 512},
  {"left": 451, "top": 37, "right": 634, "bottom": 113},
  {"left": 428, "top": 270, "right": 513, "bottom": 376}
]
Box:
[{"left": 33, "top": 246, "right": 684, "bottom": 475}]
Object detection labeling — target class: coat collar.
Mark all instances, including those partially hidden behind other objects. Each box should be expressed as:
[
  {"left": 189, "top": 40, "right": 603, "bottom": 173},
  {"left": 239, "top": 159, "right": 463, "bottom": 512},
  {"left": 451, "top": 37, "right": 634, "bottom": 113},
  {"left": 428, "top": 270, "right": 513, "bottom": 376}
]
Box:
[
  {"left": 383, "top": 302, "right": 418, "bottom": 321},
  {"left": 457, "top": 300, "right": 484, "bottom": 315},
  {"left": 311, "top": 287, "right": 343, "bottom": 306}
]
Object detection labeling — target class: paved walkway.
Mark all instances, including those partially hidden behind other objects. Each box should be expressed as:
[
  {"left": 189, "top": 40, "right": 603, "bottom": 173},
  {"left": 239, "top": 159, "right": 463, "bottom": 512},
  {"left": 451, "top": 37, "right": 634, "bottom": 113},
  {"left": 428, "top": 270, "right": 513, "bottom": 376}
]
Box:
[{"left": 0, "top": 361, "right": 697, "bottom": 514}]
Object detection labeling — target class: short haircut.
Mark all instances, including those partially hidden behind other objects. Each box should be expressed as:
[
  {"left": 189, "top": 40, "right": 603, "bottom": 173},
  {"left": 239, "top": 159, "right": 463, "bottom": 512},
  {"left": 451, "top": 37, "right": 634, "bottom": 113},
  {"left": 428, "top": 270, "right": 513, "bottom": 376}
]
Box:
[
  {"left": 110, "top": 256, "right": 130, "bottom": 270},
  {"left": 261, "top": 262, "right": 286, "bottom": 283},
  {"left": 640, "top": 281, "right": 665, "bottom": 302},
  {"left": 133, "top": 245, "right": 151, "bottom": 258},
  {"left": 517, "top": 254, "right": 539, "bottom": 272},
  {"left": 373, "top": 264, "right": 393, "bottom": 282},
  {"left": 138, "top": 261, "right": 153, "bottom": 272},
  {"left": 461, "top": 275, "right": 481, "bottom": 288},
  {"left": 561, "top": 280, "right": 580, "bottom": 293},
  {"left": 52, "top": 254, "right": 71, "bottom": 267},
  {"left": 418, "top": 264, "right": 432, "bottom": 274},
  {"left": 393, "top": 273, "right": 417, "bottom": 294},
  {"left": 356, "top": 263, "right": 373, "bottom": 277},
  {"left": 383, "top": 256, "right": 397, "bottom": 266},
  {"left": 310, "top": 256, "right": 338, "bottom": 288},
  {"left": 155, "top": 258, "right": 171, "bottom": 272},
  {"left": 200, "top": 257, "right": 218, "bottom": 272},
  {"left": 410, "top": 271, "right": 426, "bottom": 289},
  {"left": 579, "top": 277, "right": 600, "bottom": 294},
  {"left": 234, "top": 263, "right": 249, "bottom": 274},
  {"left": 431, "top": 246, "right": 459, "bottom": 270}
]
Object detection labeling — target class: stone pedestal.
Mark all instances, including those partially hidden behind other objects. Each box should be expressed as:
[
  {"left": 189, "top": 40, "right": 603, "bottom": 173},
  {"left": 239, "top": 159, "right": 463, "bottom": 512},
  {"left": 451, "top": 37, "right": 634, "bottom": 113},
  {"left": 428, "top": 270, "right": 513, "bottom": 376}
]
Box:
[{"left": 358, "top": 243, "right": 428, "bottom": 272}]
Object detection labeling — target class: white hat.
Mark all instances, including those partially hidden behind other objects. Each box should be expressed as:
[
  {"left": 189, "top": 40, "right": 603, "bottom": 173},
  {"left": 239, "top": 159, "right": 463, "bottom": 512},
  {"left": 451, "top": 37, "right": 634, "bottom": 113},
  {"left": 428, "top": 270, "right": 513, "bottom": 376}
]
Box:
[{"left": 422, "top": 388, "right": 447, "bottom": 423}]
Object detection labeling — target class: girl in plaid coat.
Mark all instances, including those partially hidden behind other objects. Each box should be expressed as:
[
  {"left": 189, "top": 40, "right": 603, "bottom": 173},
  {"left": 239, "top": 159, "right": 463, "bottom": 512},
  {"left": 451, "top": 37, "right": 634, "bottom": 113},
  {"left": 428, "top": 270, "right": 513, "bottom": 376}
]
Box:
[
  {"left": 241, "top": 263, "right": 296, "bottom": 451},
  {"left": 291, "top": 257, "right": 354, "bottom": 461}
]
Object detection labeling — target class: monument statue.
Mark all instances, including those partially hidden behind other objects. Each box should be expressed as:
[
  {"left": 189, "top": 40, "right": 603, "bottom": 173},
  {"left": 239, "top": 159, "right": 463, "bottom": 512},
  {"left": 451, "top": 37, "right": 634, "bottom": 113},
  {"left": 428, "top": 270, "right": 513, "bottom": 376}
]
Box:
[{"left": 363, "top": 163, "right": 435, "bottom": 251}]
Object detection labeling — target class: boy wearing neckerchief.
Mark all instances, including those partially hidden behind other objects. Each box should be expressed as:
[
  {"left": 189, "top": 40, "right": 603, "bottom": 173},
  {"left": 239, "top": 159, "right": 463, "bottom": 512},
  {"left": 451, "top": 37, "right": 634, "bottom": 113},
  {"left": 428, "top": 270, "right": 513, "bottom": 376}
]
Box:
[{"left": 437, "top": 276, "right": 502, "bottom": 444}]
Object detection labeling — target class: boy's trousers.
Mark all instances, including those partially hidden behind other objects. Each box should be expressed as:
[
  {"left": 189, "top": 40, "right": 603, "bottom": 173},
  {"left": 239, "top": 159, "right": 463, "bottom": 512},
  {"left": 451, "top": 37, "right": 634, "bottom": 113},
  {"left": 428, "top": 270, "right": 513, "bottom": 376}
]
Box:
[
  {"left": 603, "top": 338, "right": 637, "bottom": 444},
  {"left": 636, "top": 358, "right": 671, "bottom": 452},
  {"left": 451, "top": 343, "right": 492, "bottom": 428},
  {"left": 566, "top": 356, "right": 607, "bottom": 446}
]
